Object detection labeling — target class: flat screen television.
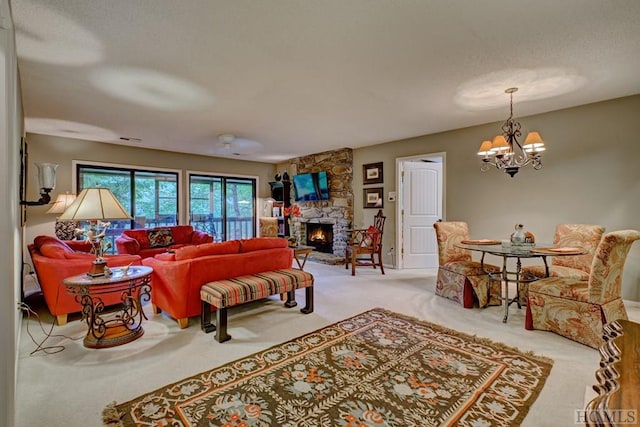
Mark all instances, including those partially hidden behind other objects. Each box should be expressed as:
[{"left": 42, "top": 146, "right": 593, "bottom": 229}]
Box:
[{"left": 292, "top": 171, "right": 329, "bottom": 201}]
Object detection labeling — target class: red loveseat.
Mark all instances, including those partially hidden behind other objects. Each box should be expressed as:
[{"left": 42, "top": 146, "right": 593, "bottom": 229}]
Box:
[
  {"left": 142, "top": 237, "right": 293, "bottom": 328},
  {"left": 115, "top": 225, "right": 213, "bottom": 259},
  {"left": 28, "top": 236, "right": 142, "bottom": 325}
]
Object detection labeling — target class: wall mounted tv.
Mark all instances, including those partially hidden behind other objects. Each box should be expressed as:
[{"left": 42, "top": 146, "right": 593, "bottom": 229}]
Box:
[{"left": 292, "top": 171, "right": 329, "bottom": 201}]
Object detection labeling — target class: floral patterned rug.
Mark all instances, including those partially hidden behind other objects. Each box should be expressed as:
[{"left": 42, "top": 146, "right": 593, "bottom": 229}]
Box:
[{"left": 103, "top": 308, "right": 553, "bottom": 426}]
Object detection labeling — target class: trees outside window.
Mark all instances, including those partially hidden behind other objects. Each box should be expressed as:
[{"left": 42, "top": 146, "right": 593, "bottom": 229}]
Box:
[
  {"left": 189, "top": 174, "right": 256, "bottom": 241},
  {"left": 77, "top": 165, "right": 179, "bottom": 252}
]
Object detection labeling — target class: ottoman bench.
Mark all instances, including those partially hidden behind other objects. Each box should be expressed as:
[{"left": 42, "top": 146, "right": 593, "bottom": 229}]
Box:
[{"left": 200, "top": 268, "right": 314, "bottom": 342}]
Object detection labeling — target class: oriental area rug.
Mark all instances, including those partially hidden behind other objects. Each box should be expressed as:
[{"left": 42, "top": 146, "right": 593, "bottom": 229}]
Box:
[{"left": 103, "top": 308, "right": 553, "bottom": 427}]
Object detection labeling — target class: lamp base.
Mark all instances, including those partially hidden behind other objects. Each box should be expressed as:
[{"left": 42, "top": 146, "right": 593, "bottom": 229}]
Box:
[{"left": 87, "top": 259, "right": 108, "bottom": 277}]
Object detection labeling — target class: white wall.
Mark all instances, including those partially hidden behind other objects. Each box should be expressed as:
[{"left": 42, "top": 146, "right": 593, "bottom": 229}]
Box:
[{"left": 1, "top": 0, "right": 23, "bottom": 425}]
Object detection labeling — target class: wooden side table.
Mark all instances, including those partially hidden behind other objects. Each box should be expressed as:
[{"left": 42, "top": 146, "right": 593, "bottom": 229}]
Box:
[
  {"left": 293, "top": 245, "right": 314, "bottom": 271},
  {"left": 282, "top": 245, "right": 314, "bottom": 307},
  {"left": 63, "top": 266, "right": 152, "bottom": 349}
]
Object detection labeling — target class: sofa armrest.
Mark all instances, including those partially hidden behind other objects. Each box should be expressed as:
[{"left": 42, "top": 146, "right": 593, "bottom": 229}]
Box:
[
  {"left": 191, "top": 230, "right": 214, "bottom": 245},
  {"left": 115, "top": 234, "right": 141, "bottom": 255},
  {"left": 65, "top": 240, "right": 93, "bottom": 252},
  {"left": 104, "top": 253, "right": 142, "bottom": 267}
]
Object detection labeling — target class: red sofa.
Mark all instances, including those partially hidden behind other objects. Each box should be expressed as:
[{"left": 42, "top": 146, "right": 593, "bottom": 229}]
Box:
[
  {"left": 28, "top": 236, "right": 142, "bottom": 325},
  {"left": 115, "top": 225, "right": 213, "bottom": 259},
  {"left": 142, "top": 237, "right": 294, "bottom": 328}
]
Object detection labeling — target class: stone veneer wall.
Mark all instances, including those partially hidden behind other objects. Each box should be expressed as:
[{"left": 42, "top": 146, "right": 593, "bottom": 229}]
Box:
[{"left": 286, "top": 148, "right": 353, "bottom": 257}]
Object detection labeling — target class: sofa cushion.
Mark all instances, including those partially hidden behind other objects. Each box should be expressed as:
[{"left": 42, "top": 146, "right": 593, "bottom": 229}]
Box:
[
  {"left": 170, "top": 225, "right": 195, "bottom": 244},
  {"left": 64, "top": 251, "right": 98, "bottom": 260},
  {"left": 124, "top": 229, "right": 151, "bottom": 248},
  {"left": 155, "top": 252, "right": 176, "bottom": 261},
  {"left": 35, "top": 236, "right": 75, "bottom": 259},
  {"left": 147, "top": 229, "right": 174, "bottom": 248},
  {"left": 174, "top": 240, "right": 241, "bottom": 261},
  {"left": 239, "top": 237, "right": 288, "bottom": 253}
]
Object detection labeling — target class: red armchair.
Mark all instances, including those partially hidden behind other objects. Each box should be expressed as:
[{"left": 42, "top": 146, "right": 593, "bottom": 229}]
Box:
[
  {"left": 115, "top": 225, "right": 213, "bottom": 259},
  {"left": 28, "top": 236, "right": 142, "bottom": 325}
]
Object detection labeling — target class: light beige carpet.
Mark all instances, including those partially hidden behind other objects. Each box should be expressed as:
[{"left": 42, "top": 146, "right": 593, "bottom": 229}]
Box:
[{"left": 103, "top": 308, "right": 552, "bottom": 426}]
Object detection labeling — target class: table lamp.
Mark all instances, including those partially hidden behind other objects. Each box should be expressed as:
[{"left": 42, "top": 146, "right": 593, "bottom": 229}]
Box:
[{"left": 58, "top": 187, "right": 132, "bottom": 276}]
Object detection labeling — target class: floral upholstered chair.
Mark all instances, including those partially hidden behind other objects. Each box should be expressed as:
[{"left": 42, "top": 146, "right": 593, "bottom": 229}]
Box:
[
  {"left": 522, "top": 223, "right": 605, "bottom": 281},
  {"left": 525, "top": 229, "right": 640, "bottom": 348},
  {"left": 433, "top": 221, "right": 501, "bottom": 308}
]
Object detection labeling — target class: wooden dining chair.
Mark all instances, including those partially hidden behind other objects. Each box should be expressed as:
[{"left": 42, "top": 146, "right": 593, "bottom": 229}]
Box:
[
  {"left": 525, "top": 229, "right": 640, "bottom": 348},
  {"left": 433, "top": 221, "right": 501, "bottom": 308},
  {"left": 345, "top": 209, "right": 385, "bottom": 276}
]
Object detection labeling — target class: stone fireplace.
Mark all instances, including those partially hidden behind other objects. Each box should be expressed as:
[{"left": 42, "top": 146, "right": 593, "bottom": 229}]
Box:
[{"left": 286, "top": 148, "right": 353, "bottom": 257}]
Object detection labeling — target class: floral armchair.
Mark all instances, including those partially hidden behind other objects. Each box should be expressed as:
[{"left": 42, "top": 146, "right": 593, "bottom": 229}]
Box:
[
  {"left": 522, "top": 223, "right": 604, "bottom": 281},
  {"left": 525, "top": 229, "right": 640, "bottom": 348},
  {"left": 433, "top": 221, "right": 500, "bottom": 308}
]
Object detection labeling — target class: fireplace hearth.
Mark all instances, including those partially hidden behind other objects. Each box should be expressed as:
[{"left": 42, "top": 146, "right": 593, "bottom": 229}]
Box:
[{"left": 305, "top": 223, "right": 333, "bottom": 253}]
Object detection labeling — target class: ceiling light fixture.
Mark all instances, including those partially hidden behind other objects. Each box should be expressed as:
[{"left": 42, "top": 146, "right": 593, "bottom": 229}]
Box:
[
  {"left": 218, "top": 134, "right": 235, "bottom": 144},
  {"left": 477, "top": 88, "right": 546, "bottom": 177}
]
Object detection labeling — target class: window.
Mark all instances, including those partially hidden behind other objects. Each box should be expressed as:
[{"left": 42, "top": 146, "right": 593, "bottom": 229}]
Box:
[
  {"left": 189, "top": 174, "right": 256, "bottom": 241},
  {"left": 76, "top": 164, "right": 179, "bottom": 252}
]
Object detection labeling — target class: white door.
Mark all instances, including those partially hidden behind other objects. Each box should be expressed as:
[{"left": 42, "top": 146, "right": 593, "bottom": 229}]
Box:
[{"left": 401, "top": 160, "right": 442, "bottom": 268}]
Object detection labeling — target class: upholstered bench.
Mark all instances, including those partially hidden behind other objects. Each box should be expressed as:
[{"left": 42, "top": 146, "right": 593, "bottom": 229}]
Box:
[{"left": 200, "top": 268, "right": 314, "bottom": 342}]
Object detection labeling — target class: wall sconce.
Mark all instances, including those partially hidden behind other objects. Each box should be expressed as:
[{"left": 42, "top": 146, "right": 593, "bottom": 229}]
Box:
[{"left": 20, "top": 162, "right": 58, "bottom": 205}]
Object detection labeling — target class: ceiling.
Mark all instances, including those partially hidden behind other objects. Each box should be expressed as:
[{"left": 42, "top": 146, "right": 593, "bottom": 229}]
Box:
[{"left": 10, "top": 0, "right": 640, "bottom": 163}]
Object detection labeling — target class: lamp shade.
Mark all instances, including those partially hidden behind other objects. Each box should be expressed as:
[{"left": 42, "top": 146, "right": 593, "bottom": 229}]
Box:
[
  {"left": 46, "top": 193, "right": 77, "bottom": 214},
  {"left": 477, "top": 140, "right": 494, "bottom": 156},
  {"left": 58, "top": 187, "right": 132, "bottom": 221},
  {"left": 523, "top": 131, "right": 546, "bottom": 152},
  {"left": 35, "top": 163, "right": 58, "bottom": 190},
  {"left": 490, "top": 135, "right": 510, "bottom": 153}
]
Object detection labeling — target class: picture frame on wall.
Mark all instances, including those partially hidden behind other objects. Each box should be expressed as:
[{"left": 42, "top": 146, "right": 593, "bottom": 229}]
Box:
[
  {"left": 363, "top": 187, "right": 383, "bottom": 208},
  {"left": 363, "top": 162, "right": 383, "bottom": 185}
]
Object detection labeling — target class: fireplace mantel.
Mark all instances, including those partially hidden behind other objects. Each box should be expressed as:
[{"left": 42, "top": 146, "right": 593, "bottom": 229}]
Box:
[{"left": 299, "top": 218, "right": 336, "bottom": 224}]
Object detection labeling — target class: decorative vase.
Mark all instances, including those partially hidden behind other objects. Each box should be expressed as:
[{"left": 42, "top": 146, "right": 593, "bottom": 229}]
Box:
[
  {"left": 510, "top": 224, "right": 526, "bottom": 244},
  {"left": 274, "top": 172, "right": 282, "bottom": 181},
  {"left": 282, "top": 170, "right": 290, "bottom": 181}
]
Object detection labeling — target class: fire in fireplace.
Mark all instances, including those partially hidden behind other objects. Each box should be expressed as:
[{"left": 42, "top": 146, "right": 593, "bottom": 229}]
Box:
[{"left": 305, "top": 223, "right": 333, "bottom": 253}]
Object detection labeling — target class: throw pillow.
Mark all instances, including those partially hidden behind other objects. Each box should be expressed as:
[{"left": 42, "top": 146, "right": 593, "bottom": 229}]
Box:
[
  {"left": 147, "top": 229, "right": 174, "bottom": 248},
  {"left": 360, "top": 225, "right": 378, "bottom": 248}
]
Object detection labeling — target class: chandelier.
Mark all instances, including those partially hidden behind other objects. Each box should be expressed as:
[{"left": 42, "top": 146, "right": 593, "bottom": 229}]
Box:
[{"left": 477, "top": 87, "right": 546, "bottom": 177}]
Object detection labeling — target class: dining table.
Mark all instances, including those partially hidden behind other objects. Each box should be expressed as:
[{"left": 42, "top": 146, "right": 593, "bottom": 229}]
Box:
[{"left": 455, "top": 240, "right": 586, "bottom": 322}]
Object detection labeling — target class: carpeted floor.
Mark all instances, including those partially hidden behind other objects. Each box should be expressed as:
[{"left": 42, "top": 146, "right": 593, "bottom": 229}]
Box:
[
  {"left": 103, "top": 308, "right": 553, "bottom": 426},
  {"left": 15, "top": 262, "right": 640, "bottom": 427}
]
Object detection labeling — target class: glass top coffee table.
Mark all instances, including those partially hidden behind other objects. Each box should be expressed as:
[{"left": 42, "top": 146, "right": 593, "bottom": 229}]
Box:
[{"left": 456, "top": 242, "right": 585, "bottom": 322}]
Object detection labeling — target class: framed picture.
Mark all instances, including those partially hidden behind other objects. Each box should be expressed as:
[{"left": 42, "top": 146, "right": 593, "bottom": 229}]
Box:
[
  {"left": 363, "top": 162, "right": 383, "bottom": 184},
  {"left": 363, "top": 187, "right": 383, "bottom": 208}
]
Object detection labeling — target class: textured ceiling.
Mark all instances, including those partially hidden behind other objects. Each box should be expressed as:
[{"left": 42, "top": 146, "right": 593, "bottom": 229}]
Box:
[{"left": 10, "top": 0, "right": 640, "bottom": 162}]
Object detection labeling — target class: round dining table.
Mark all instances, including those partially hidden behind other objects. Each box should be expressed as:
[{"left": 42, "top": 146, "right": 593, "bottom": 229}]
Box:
[{"left": 455, "top": 241, "right": 586, "bottom": 322}]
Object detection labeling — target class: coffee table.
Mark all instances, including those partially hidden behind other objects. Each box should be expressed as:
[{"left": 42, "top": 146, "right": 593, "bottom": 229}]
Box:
[{"left": 63, "top": 266, "right": 152, "bottom": 348}]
